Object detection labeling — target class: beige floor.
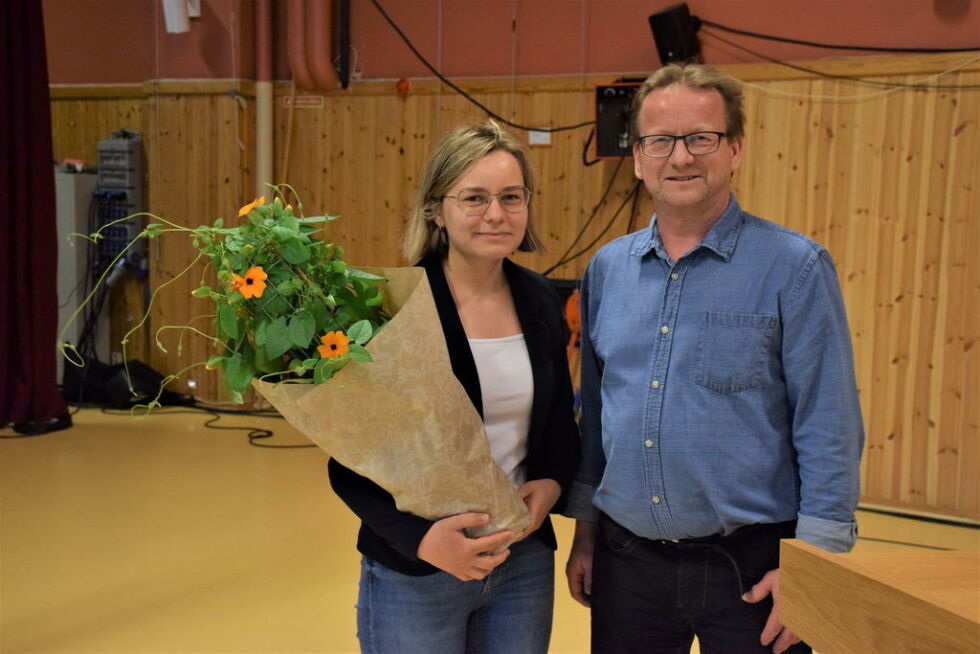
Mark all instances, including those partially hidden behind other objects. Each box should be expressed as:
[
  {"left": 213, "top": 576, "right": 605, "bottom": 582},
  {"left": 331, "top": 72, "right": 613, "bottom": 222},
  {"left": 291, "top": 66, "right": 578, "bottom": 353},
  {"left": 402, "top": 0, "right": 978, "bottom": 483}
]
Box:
[{"left": 1, "top": 409, "right": 977, "bottom": 653}]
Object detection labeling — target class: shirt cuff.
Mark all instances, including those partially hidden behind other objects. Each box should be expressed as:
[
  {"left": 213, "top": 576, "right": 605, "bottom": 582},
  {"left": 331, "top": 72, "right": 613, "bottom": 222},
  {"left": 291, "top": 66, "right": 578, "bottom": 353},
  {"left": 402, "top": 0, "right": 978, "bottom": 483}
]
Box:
[
  {"left": 795, "top": 512, "right": 857, "bottom": 553},
  {"left": 563, "top": 480, "right": 600, "bottom": 522}
]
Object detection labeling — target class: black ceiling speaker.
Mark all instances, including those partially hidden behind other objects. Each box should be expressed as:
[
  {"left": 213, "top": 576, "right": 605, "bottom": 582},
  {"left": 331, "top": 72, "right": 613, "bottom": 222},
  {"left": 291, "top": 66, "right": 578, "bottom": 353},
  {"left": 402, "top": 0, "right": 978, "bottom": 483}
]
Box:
[{"left": 649, "top": 3, "right": 702, "bottom": 65}]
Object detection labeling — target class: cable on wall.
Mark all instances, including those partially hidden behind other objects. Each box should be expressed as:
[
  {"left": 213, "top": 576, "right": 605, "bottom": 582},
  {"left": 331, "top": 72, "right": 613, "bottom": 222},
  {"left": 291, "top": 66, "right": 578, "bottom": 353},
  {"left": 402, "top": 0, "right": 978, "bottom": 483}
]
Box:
[
  {"left": 698, "top": 17, "right": 980, "bottom": 54},
  {"left": 370, "top": 0, "right": 595, "bottom": 133},
  {"left": 702, "top": 27, "right": 980, "bottom": 91}
]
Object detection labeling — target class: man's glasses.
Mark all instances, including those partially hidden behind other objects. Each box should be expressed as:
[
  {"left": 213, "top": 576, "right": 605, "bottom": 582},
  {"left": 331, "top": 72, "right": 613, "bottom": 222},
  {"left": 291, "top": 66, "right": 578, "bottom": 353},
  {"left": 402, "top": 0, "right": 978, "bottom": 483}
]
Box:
[
  {"left": 636, "top": 131, "right": 728, "bottom": 158},
  {"left": 443, "top": 187, "right": 531, "bottom": 216}
]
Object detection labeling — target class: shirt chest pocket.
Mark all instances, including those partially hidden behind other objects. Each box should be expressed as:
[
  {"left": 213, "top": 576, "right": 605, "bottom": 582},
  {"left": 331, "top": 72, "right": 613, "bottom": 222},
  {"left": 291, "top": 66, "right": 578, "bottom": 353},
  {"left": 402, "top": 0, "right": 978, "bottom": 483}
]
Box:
[{"left": 695, "top": 312, "right": 779, "bottom": 394}]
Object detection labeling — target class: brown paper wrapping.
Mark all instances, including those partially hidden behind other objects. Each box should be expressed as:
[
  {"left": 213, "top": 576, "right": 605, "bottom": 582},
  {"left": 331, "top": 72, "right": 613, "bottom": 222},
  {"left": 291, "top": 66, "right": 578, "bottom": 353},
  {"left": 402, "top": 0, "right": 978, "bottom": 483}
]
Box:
[{"left": 253, "top": 266, "right": 531, "bottom": 541}]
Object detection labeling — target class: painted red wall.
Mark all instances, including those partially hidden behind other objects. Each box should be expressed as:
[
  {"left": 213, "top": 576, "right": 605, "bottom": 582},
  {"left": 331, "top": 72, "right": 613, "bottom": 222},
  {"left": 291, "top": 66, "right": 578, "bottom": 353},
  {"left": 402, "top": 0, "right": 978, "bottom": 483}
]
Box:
[{"left": 44, "top": 0, "right": 979, "bottom": 85}]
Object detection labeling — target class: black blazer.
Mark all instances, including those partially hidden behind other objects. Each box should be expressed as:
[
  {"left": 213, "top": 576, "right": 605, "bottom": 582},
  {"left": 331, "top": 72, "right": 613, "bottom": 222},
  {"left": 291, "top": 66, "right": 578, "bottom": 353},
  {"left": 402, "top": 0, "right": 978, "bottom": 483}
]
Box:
[{"left": 328, "top": 255, "right": 581, "bottom": 575}]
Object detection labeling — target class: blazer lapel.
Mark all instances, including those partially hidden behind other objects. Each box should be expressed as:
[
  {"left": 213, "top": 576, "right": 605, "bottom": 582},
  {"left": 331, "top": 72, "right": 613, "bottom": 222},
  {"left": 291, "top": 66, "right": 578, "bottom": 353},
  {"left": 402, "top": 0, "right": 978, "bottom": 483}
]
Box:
[
  {"left": 504, "top": 260, "right": 553, "bottom": 447},
  {"left": 419, "top": 256, "right": 484, "bottom": 418}
]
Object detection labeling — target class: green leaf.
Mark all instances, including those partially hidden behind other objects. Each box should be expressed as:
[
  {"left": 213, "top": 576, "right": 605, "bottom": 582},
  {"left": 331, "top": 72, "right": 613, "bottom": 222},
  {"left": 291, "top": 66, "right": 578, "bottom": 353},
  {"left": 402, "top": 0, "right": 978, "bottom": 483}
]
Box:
[
  {"left": 278, "top": 212, "right": 299, "bottom": 231},
  {"left": 297, "top": 214, "right": 338, "bottom": 224},
  {"left": 213, "top": 217, "right": 224, "bottom": 228},
  {"left": 330, "top": 260, "right": 348, "bottom": 274},
  {"left": 217, "top": 303, "right": 240, "bottom": 340},
  {"left": 265, "top": 316, "right": 292, "bottom": 359},
  {"left": 223, "top": 354, "right": 255, "bottom": 393},
  {"left": 308, "top": 299, "right": 329, "bottom": 331},
  {"left": 348, "top": 344, "right": 373, "bottom": 362},
  {"left": 272, "top": 225, "right": 296, "bottom": 242},
  {"left": 313, "top": 359, "right": 335, "bottom": 384},
  {"left": 276, "top": 279, "right": 297, "bottom": 296},
  {"left": 288, "top": 312, "right": 316, "bottom": 348},
  {"left": 278, "top": 237, "right": 309, "bottom": 264},
  {"left": 256, "top": 287, "right": 291, "bottom": 315},
  {"left": 206, "top": 355, "right": 225, "bottom": 370},
  {"left": 226, "top": 234, "right": 246, "bottom": 252},
  {"left": 254, "top": 315, "right": 271, "bottom": 347},
  {"left": 347, "top": 319, "right": 373, "bottom": 345},
  {"left": 254, "top": 343, "right": 287, "bottom": 373},
  {"left": 348, "top": 268, "right": 387, "bottom": 281},
  {"left": 192, "top": 285, "right": 212, "bottom": 298},
  {"left": 288, "top": 359, "right": 308, "bottom": 374}
]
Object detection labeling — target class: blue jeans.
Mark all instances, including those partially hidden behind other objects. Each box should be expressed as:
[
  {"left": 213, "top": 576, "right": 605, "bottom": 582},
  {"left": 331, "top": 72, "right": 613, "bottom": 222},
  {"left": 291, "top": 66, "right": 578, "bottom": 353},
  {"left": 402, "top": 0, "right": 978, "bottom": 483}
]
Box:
[
  {"left": 592, "top": 516, "right": 811, "bottom": 654},
  {"left": 356, "top": 536, "right": 554, "bottom": 654}
]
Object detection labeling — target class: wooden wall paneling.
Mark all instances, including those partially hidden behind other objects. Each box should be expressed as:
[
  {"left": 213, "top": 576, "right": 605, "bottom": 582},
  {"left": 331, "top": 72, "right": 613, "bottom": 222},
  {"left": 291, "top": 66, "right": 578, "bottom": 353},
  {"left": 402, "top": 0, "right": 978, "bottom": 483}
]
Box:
[
  {"left": 937, "top": 77, "right": 979, "bottom": 514},
  {"left": 897, "top": 86, "right": 930, "bottom": 508},
  {"left": 50, "top": 97, "right": 144, "bottom": 163},
  {"left": 860, "top": 85, "right": 897, "bottom": 503},
  {"left": 801, "top": 79, "right": 836, "bottom": 276},
  {"left": 956, "top": 76, "right": 980, "bottom": 517},
  {"left": 878, "top": 87, "right": 915, "bottom": 504},
  {"left": 145, "top": 92, "right": 246, "bottom": 402},
  {"left": 886, "top": 88, "right": 917, "bottom": 505},
  {"left": 48, "top": 54, "right": 980, "bottom": 517},
  {"left": 911, "top": 85, "right": 945, "bottom": 508}
]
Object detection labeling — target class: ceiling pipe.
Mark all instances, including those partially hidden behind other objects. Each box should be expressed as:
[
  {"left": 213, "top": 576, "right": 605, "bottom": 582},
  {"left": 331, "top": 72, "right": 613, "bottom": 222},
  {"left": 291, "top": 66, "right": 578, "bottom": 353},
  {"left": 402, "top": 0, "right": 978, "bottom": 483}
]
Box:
[
  {"left": 286, "top": 0, "right": 316, "bottom": 90},
  {"left": 255, "top": 0, "right": 274, "bottom": 197},
  {"left": 307, "top": 0, "right": 340, "bottom": 90}
]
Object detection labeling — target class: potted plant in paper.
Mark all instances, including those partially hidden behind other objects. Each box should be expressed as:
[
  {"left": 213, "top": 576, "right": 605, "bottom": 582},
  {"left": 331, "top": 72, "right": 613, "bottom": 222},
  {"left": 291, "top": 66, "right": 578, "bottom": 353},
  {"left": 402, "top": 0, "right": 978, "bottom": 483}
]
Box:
[
  {"left": 186, "top": 192, "right": 388, "bottom": 403},
  {"left": 63, "top": 188, "right": 531, "bottom": 541}
]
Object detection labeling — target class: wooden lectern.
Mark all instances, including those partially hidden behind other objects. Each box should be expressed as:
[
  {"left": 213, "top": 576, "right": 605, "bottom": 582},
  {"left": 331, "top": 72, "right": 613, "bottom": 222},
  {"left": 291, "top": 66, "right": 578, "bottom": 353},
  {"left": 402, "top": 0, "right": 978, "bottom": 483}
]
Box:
[{"left": 780, "top": 539, "right": 980, "bottom": 654}]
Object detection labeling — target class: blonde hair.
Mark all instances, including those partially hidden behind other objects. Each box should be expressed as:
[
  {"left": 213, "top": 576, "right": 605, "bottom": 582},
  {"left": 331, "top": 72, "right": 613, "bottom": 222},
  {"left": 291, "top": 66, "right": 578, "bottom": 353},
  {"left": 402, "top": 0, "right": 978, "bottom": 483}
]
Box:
[
  {"left": 402, "top": 119, "right": 542, "bottom": 262},
  {"left": 630, "top": 63, "right": 745, "bottom": 142}
]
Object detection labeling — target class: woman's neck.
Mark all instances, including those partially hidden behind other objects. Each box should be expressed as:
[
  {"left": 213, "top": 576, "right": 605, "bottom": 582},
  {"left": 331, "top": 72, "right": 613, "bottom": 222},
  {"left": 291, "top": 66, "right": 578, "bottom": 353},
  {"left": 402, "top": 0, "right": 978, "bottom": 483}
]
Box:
[{"left": 442, "top": 251, "right": 508, "bottom": 298}]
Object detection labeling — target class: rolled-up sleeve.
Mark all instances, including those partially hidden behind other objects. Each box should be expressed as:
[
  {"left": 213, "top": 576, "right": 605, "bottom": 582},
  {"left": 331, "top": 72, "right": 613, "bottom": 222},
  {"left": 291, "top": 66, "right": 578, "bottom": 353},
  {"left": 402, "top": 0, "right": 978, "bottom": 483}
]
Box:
[{"left": 783, "top": 250, "right": 865, "bottom": 552}]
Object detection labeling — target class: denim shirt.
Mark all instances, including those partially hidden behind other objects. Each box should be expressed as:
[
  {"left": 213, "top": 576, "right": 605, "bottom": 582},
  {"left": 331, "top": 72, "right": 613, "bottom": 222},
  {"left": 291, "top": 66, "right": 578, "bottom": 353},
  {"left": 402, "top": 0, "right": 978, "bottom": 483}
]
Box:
[{"left": 566, "top": 196, "right": 864, "bottom": 553}]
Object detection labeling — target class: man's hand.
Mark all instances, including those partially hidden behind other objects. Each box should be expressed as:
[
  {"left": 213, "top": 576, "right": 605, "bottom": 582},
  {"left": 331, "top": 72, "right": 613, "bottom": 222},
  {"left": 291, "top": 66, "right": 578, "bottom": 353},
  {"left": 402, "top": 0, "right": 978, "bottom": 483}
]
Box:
[
  {"left": 565, "top": 520, "right": 597, "bottom": 607},
  {"left": 514, "top": 479, "right": 562, "bottom": 541},
  {"left": 417, "top": 513, "right": 513, "bottom": 581},
  {"left": 742, "top": 568, "right": 802, "bottom": 653}
]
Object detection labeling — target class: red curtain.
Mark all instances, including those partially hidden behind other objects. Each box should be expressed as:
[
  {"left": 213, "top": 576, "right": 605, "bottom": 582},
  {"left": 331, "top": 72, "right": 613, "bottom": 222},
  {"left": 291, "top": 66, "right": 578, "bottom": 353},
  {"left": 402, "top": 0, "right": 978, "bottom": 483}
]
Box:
[{"left": 0, "top": 1, "right": 69, "bottom": 428}]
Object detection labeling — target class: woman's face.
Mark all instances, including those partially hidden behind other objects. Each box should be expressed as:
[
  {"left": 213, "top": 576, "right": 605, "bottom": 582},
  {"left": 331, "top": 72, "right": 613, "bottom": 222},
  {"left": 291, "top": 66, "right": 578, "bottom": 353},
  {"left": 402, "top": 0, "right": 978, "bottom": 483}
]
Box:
[{"left": 435, "top": 150, "right": 528, "bottom": 264}]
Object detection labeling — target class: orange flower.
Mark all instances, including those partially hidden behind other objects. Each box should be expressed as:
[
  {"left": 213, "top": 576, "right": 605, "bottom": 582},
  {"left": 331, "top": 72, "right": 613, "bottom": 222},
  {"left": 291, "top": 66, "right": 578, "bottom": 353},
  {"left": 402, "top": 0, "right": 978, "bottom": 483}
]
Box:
[
  {"left": 237, "top": 196, "right": 266, "bottom": 217},
  {"left": 318, "top": 331, "right": 350, "bottom": 359},
  {"left": 230, "top": 266, "right": 268, "bottom": 299}
]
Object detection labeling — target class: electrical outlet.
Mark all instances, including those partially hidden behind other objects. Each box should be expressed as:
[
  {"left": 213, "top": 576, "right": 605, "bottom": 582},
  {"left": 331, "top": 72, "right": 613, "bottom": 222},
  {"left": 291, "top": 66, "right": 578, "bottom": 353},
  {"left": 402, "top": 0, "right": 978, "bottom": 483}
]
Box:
[{"left": 529, "top": 130, "right": 551, "bottom": 146}]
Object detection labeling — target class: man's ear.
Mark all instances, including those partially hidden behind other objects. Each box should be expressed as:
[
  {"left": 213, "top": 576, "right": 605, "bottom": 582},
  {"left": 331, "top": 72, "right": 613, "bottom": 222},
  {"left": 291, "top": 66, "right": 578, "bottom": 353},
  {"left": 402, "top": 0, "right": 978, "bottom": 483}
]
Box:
[{"left": 729, "top": 136, "right": 744, "bottom": 173}]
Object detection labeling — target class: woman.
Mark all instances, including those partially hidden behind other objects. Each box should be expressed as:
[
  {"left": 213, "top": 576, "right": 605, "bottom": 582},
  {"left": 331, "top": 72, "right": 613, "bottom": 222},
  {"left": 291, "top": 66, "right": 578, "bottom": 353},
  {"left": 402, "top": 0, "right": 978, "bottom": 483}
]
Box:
[{"left": 328, "top": 119, "right": 580, "bottom": 653}]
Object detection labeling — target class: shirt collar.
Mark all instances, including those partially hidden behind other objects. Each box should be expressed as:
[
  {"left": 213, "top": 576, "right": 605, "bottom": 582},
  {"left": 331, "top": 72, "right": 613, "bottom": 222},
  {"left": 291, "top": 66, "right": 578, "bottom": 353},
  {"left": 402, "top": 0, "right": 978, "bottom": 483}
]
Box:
[{"left": 630, "top": 194, "right": 743, "bottom": 262}]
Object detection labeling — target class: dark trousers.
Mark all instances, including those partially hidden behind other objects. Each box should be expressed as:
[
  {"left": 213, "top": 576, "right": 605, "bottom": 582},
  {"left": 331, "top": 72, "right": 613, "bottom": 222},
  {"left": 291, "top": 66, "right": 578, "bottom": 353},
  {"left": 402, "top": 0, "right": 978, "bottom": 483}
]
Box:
[{"left": 592, "top": 515, "right": 811, "bottom": 654}]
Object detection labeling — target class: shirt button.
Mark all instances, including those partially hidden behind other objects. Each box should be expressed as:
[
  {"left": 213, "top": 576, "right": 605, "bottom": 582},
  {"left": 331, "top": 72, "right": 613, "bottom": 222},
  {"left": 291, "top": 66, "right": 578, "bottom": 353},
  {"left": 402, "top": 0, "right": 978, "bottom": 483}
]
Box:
[
  {"left": 650, "top": 380, "right": 660, "bottom": 389},
  {"left": 651, "top": 496, "right": 662, "bottom": 504},
  {"left": 660, "top": 325, "right": 669, "bottom": 334},
  {"left": 644, "top": 439, "right": 654, "bottom": 448},
  {"left": 671, "top": 273, "right": 679, "bottom": 280}
]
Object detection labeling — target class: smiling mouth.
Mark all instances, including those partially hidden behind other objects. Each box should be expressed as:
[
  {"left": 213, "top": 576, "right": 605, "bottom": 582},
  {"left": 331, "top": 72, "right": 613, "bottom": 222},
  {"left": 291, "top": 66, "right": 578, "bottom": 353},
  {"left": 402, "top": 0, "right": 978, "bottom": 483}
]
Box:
[{"left": 666, "top": 175, "right": 699, "bottom": 181}]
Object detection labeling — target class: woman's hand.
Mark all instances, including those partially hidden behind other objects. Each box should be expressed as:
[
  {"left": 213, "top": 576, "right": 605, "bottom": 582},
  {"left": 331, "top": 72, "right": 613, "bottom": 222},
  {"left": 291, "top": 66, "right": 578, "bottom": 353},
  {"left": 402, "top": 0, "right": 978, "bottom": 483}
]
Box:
[
  {"left": 417, "top": 513, "right": 514, "bottom": 581},
  {"left": 514, "top": 478, "right": 561, "bottom": 541}
]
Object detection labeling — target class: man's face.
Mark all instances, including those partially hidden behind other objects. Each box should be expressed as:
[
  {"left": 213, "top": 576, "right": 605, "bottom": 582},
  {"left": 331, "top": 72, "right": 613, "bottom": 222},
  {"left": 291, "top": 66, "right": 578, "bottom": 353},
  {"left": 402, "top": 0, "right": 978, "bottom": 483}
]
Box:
[{"left": 632, "top": 84, "right": 742, "bottom": 221}]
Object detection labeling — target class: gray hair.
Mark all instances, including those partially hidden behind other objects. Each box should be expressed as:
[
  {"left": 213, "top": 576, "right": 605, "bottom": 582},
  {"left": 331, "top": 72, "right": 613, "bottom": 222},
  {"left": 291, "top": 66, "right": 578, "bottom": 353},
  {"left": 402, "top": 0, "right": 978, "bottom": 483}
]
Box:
[{"left": 630, "top": 63, "right": 745, "bottom": 142}]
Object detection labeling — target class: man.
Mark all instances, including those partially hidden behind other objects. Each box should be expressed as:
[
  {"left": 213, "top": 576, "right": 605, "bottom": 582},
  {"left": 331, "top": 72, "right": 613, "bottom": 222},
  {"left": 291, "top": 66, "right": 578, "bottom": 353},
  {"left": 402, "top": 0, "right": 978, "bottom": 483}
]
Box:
[{"left": 564, "top": 63, "right": 864, "bottom": 654}]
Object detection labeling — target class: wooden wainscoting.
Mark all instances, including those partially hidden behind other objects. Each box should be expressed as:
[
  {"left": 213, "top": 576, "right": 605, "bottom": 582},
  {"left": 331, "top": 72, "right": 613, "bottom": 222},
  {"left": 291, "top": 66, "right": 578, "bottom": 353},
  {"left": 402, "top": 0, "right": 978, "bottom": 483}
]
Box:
[{"left": 49, "top": 52, "right": 980, "bottom": 518}]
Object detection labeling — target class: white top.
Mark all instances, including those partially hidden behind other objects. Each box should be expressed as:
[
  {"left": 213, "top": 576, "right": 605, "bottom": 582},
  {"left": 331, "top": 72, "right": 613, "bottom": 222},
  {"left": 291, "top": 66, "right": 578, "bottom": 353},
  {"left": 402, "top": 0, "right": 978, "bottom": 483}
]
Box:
[{"left": 468, "top": 334, "right": 534, "bottom": 487}]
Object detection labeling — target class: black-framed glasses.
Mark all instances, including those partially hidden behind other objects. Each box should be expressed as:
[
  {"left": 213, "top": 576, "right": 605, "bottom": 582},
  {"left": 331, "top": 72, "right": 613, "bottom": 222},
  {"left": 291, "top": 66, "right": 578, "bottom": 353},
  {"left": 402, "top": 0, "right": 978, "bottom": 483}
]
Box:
[
  {"left": 443, "top": 187, "right": 531, "bottom": 216},
  {"left": 636, "top": 131, "right": 728, "bottom": 158}
]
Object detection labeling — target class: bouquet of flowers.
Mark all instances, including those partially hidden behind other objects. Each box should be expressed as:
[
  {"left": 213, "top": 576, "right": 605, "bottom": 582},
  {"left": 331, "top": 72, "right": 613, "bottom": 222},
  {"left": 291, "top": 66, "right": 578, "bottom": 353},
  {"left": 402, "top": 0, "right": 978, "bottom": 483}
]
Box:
[{"left": 64, "top": 189, "right": 530, "bottom": 540}]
